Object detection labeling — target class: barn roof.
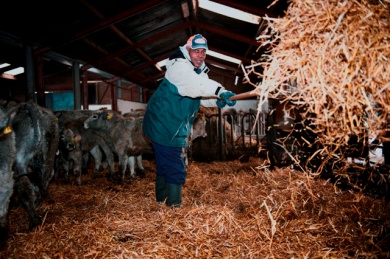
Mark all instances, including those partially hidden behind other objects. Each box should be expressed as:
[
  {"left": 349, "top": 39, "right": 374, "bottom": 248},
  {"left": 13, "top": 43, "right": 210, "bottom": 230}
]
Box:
[{"left": 0, "top": 0, "right": 289, "bottom": 96}]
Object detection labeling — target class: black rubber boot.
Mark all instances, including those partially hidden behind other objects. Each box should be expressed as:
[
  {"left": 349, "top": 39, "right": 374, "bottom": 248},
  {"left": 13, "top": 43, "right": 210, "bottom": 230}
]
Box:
[
  {"left": 155, "top": 175, "right": 167, "bottom": 203},
  {"left": 166, "top": 183, "right": 182, "bottom": 208}
]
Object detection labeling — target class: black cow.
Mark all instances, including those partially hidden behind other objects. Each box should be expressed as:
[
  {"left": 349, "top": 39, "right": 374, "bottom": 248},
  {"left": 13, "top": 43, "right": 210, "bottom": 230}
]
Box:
[
  {"left": 0, "top": 108, "right": 16, "bottom": 249},
  {"left": 0, "top": 102, "right": 59, "bottom": 249},
  {"left": 13, "top": 102, "right": 59, "bottom": 226}
]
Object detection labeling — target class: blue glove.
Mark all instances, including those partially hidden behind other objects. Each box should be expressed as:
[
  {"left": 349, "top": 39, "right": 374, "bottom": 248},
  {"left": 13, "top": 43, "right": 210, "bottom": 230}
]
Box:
[
  {"left": 216, "top": 98, "right": 226, "bottom": 108},
  {"left": 219, "top": 91, "right": 237, "bottom": 107}
]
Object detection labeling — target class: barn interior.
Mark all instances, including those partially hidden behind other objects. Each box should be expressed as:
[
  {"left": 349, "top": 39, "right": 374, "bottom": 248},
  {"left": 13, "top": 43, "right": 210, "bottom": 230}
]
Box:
[
  {"left": 0, "top": 0, "right": 289, "bottom": 106},
  {"left": 1, "top": 0, "right": 390, "bottom": 258},
  {"left": 0, "top": 0, "right": 284, "bottom": 166}
]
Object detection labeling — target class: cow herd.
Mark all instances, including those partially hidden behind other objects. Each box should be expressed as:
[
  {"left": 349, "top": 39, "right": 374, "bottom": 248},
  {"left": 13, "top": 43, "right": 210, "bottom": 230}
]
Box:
[{"left": 0, "top": 101, "right": 207, "bottom": 249}]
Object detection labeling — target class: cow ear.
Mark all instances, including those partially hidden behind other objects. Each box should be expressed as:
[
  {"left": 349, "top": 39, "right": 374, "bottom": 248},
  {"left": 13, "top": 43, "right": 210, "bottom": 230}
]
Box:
[{"left": 73, "top": 134, "right": 82, "bottom": 142}]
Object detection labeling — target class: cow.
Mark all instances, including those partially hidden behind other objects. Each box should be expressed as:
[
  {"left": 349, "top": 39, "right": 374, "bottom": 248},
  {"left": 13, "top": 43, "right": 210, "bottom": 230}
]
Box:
[
  {"left": 59, "top": 119, "right": 116, "bottom": 185},
  {"left": 58, "top": 127, "right": 83, "bottom": 184},
  {"left": 54, "top": 109, "right": 119, "bottom": 178},
  {"left": 127, "top": 155, "right": 145, "bottom": 178},
  {"left": 184, "top": 113, "right": 207, "bottom": 167},
  {"left": 84, "top": 111, "right": 152, "bottom": 182},
  {"left": 54, "top": 110, "right": 99, "bottom": 179},
  {"left": 1, "top": 101, "right": 59, "bottom": 248},
  {"left": 0, "top": 108, "right": 16, "bottom": 249},
  {"left": 60, "top": 119, "right": 115, "bottom": 185},
  {"left": 55, "top": 109, "right": 98, "bottom": 128},
  {"left": 123, "top": 110, "right": 147, "bottom": 178},
  {"left": 123, "top": 109, "right": 145, "bottom": 118}
]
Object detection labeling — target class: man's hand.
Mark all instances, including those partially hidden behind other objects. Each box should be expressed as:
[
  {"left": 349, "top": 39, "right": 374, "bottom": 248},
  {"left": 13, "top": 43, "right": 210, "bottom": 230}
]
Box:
[
  {"left": 219, "top": 91, "right": 237, "bottom": 107},
  {"left": 216, "top": 98, "right": 226, "bottom": 108}
]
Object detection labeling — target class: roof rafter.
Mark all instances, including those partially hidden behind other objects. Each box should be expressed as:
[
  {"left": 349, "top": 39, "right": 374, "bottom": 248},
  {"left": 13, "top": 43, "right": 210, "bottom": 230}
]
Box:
[
  {"left": 91, "top": 20, "right": 257, "bottom": 69},
  {"left": 34, "top": 0, "right": 170, "bottom": 56}
]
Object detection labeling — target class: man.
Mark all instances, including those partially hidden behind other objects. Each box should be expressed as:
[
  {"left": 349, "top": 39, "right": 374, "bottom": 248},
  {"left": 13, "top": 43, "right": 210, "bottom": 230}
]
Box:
[{"left": 143, "top": 34, "right": 236, "bottom": 207}]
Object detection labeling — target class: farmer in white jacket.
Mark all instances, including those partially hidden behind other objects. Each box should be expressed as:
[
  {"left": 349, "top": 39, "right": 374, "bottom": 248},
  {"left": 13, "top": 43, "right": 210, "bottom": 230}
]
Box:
[{"left": 143, "top": 34, "right": 236, "bottom": 207}]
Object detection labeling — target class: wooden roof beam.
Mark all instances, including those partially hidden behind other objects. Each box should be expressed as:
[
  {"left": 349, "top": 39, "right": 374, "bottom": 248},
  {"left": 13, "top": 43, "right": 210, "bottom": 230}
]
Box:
[{"left": 34, "top": 0, "right": 170, "bottom": 56}]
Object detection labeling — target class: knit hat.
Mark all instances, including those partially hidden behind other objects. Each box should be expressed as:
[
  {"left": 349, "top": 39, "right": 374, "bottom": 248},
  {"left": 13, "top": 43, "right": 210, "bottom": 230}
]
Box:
[{"left": 186, "top": 34, "right": 208, "bottom": 50}]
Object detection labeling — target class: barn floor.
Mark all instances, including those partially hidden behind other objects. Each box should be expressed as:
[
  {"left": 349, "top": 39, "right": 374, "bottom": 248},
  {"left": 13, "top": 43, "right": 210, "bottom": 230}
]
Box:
[{"left": 1, "top": 157, "right": 389, "bottom": 258}]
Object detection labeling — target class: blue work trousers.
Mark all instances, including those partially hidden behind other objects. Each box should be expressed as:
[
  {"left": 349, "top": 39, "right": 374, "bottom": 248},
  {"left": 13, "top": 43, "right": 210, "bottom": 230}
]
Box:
[{"left": 151, "top": 141, "right": 186, "bottom": 185}]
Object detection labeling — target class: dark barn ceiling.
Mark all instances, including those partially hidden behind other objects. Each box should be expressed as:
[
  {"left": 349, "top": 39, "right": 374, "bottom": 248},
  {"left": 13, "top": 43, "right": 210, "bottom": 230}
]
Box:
[{"left": 0, "top": 0, "right": 289, "bottom": 99}]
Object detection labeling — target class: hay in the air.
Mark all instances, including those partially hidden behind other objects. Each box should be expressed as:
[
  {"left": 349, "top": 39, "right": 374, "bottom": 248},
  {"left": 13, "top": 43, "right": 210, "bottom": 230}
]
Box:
[{"left": 245, "top": 0, "right": 390, "bottom": 175}]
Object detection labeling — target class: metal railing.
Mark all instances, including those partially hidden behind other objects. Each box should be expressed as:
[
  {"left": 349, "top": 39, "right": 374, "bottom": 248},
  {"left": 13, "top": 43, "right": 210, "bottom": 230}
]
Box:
[{"left": 195, "top": 111, "right": 266, "bottom": 160}]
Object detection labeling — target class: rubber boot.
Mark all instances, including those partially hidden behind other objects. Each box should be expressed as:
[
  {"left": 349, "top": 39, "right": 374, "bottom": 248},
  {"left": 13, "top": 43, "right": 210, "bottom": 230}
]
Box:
[
  {"left": 155, "top": 175, "right": 167, "bottom": 203},
  {"left": 166, "top": 183, "right": 182, "bottom": 208}
]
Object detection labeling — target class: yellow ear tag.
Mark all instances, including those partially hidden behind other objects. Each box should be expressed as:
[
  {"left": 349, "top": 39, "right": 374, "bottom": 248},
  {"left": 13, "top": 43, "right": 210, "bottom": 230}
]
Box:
[
  {"left": 107, "top": 113, "right": 113, "bottom": 120},
  {"left": 3, "top": 126, "right": 12, "bottom": 135}
]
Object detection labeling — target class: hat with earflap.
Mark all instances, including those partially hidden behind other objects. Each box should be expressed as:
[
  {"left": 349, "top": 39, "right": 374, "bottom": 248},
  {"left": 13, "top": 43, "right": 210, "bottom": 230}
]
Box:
[{"left": 186, "top": 34, "right": 208, "bottom": 50}]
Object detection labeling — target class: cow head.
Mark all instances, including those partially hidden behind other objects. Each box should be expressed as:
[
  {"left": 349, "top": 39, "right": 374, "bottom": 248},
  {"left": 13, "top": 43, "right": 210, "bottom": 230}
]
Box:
[
  {"left": 84, "top": 111, "right": 113, "bottom": 129},
  {"left": 60, "top": 128, "right": 82, "bottom": 151}
]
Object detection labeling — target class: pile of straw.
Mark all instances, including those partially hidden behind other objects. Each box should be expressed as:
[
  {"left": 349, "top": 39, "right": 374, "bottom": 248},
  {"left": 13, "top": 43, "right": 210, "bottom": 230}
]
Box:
[
  {"left": 245, "top": 0, "right": 390, "bottom": 174},
  {"left": 1, "top": 159, "right": 389, "bottom": 258}
]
